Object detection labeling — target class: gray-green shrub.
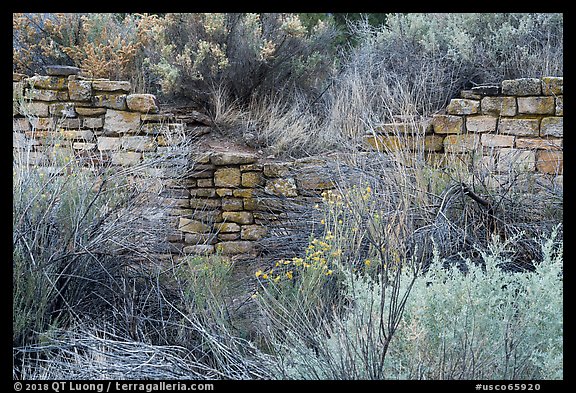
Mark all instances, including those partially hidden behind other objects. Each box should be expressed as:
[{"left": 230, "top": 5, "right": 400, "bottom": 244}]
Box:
[
  {"left": 13, "top": 150, "right": 163, "bottom": 348},
  {"left": 388, "top": 228, "right": 563, "bottom": 379},
  {"left": 262, "top": 227, "right": 562, "bottom": 379},
  {"left": 146, "top": 13, "right": 337, "bottom": 108},
  {"left": 335, "top": 13, "right": 563, "bottom": 122}
]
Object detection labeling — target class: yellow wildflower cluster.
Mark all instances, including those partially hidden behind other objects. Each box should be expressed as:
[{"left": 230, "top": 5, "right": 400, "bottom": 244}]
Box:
[
  {"left": 319, "top": 185, "right": 373, "bottom": 226},
  {"left": 362, "top": 186, "right": 372, "bottom": 201},
  {"left": 254, "top": 234, "right": 339, "bottom": 288}
]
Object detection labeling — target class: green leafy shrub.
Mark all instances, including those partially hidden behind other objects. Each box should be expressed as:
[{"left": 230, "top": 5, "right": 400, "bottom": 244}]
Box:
[{"left": 146, "top": 13, "right": 337, "bottom": 107}]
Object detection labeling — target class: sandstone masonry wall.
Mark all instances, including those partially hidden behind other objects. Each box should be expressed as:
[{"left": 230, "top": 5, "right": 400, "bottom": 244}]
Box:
[
  {"left": 13, "top": 66, "right": 212, "bottom": 169},
  {"left": 366, "top": 77, "right": 563, "bottom": 183},
  {"left": 13, "top": 68, "right": 563, "bottom": 259},
  {"left": 171, "top": 151, "right": 338, "bottom": 256}
]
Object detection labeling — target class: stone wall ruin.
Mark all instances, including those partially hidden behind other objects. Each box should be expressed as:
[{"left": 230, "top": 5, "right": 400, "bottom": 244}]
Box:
[{"left": 13, "top": 66, "right": 563, "bottom": 259}]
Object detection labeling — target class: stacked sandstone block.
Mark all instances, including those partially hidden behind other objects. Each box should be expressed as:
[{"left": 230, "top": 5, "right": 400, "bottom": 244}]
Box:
[
  {"left": 174, "top": 152, "right": 265, "bottom": 256},
  {"left": 12, "top": 66, "right": 195, "bottom": 171},
  {"left": 11, "top": 66, "right": 336, "bottom": 258},
  {"left": 173, "top": 153, "right": 335, "bottom": 256},
  {"left": 366, "top": 77, "right": 563, "bottom": 184}
]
